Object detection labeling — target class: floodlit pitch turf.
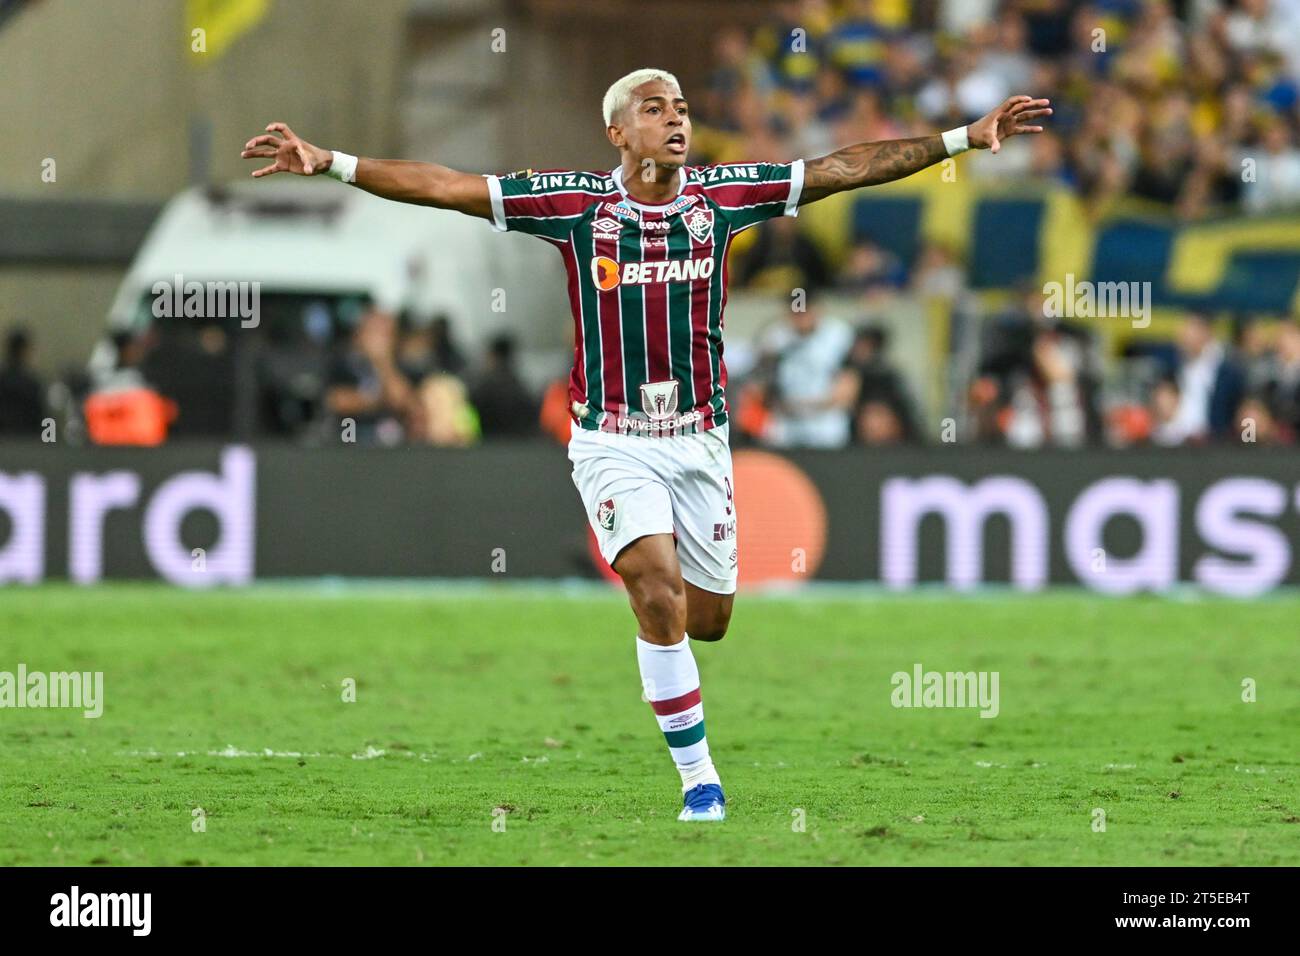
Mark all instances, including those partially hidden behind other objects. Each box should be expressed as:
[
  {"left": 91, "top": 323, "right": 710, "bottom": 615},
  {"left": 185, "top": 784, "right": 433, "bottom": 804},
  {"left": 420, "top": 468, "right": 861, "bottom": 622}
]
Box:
[{"left": 1, "top": 584, "right": 1297, "bottom": 866}]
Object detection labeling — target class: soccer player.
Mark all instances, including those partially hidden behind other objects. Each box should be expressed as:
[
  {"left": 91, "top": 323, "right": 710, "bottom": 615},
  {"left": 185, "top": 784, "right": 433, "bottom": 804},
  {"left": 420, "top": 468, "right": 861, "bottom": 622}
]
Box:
[{"left": 242, "top": 69, "right": 1049, "bottom": 821}]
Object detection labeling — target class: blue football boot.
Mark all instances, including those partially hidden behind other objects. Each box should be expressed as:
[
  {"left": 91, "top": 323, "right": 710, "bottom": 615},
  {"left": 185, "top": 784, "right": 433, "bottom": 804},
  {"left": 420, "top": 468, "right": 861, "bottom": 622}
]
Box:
[{"left": 678, "top": 782, "right": 726, "bottom": 821}]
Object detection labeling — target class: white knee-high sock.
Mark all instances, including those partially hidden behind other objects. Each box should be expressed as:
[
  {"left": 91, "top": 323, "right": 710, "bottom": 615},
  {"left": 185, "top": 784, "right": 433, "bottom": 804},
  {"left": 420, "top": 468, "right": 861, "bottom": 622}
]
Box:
[{"left": 636, "top": 635, "right": 721, "bottom": 791}]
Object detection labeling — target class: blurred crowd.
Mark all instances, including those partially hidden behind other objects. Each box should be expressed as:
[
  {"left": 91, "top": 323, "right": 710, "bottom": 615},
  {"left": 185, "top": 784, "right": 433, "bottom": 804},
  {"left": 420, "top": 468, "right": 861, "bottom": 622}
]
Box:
[
  {"left": 962, "top": 296, "right": 1300, "bottom": 447},
  {"left": 313, "top": 308, "right": 536, "bottom": 446},
  {"left": 727, "top": 300, "right": 1300, "bottom": 448},
  {"left": 694, "top": 0, "right": 1300, "bottom": 218},
  {"left": 709, "top": 0, "right": 1300, "bottom": 450},
  {"left": 0, "top": 307, "right": 538, "bottom": 447},
  {"left": 733, "top": 301, "right": 922, "bottom": 448}
]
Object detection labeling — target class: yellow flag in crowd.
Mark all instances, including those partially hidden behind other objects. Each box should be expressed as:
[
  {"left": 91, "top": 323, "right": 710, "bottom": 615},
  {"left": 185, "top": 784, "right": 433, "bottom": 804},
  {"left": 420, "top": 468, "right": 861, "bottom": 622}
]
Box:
[{"left": 187, "top": 0, "right": 270, "bottom": 62}]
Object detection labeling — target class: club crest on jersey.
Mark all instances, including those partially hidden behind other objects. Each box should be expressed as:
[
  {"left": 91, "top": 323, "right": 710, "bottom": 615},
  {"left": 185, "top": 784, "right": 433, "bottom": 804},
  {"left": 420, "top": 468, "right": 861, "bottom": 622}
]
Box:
[
  {"left": 640, "top": 379, "right": 680, "bottom": 422},
  {"left": 596, "top": 498, "right": 618, "bottom": 533},
  {"left": 591, "top": 216, "right": 622, "bottom": 241},
  {"left": 684, "top": 208, "right": 714, "bottom": 243}
]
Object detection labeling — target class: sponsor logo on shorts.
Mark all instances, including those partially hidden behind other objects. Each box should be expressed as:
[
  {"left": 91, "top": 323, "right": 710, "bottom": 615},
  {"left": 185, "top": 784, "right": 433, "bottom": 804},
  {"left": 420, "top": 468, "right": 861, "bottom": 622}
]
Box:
[
  {"left": 712, "top": 520, "right": 736, "bottom": 542},
  {"left": 597, "top": 497, "right": 618, "bottom": 533}
]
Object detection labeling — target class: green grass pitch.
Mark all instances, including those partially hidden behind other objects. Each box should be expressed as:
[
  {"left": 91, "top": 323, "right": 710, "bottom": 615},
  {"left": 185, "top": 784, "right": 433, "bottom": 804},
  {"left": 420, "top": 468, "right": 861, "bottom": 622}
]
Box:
[{"left": 2, "top": 584, "right": 1297, "bottom": 866}]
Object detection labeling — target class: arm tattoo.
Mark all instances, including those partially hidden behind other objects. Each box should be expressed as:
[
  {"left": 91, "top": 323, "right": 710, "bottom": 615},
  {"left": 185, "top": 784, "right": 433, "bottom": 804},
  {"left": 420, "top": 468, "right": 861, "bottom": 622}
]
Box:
[{"left": 801, "top": 135, "right": 948, "bottom": 204}]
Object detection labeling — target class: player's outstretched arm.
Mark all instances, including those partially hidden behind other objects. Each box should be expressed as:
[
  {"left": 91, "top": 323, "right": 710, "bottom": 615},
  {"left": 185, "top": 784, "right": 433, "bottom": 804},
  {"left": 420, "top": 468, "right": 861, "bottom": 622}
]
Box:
[
  {"left": 799, "top": 95, "right": 1051, "bottom": 205},
  {"left": 240, "top": 122, "right": 492, "bottom": 221}
]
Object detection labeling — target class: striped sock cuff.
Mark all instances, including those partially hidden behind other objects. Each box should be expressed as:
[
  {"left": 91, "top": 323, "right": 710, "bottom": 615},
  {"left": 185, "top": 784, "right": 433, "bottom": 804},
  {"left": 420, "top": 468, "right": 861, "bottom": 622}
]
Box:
[{"left": 649, "top": 687, "right": 707, "bottom": 757}]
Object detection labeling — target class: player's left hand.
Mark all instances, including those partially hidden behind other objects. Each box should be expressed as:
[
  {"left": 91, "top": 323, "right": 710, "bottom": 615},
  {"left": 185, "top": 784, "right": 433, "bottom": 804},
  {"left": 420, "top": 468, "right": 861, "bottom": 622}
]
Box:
[
  {"left": 240, "top": 122, "right": 332, "bottom": 177},
  {"left": 968, "top": 96, "right": 1052, "bottom": 154}
]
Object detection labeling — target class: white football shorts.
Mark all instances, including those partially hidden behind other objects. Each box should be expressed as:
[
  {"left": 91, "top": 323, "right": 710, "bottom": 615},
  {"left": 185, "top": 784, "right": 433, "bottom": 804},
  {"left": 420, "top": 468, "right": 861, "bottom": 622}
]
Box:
[{"left": 568, "top": 421, "right": 738, "bottom": 594}]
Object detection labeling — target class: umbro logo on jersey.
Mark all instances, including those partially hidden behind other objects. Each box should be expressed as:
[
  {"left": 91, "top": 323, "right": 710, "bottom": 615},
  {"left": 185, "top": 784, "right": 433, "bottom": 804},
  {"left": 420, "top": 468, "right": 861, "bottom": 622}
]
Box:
[
  {"left": 592, "top": 216, "right": 622, "bottom": 240},
  {"left": 590, "top": 256, "right": 715, "bottom": 290}
]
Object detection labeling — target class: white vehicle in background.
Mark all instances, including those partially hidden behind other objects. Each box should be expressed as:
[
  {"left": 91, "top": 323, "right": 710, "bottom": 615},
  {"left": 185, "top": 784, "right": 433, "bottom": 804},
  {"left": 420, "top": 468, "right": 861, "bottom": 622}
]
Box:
[{"left": 106, "top": 174, "right": 567, "bottom": 362}]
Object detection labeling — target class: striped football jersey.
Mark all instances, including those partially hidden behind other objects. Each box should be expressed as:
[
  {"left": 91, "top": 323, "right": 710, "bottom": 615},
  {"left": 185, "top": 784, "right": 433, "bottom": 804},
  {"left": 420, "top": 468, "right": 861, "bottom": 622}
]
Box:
[{"left": 485, "top": 160, "right": 805, "bottom": 437}]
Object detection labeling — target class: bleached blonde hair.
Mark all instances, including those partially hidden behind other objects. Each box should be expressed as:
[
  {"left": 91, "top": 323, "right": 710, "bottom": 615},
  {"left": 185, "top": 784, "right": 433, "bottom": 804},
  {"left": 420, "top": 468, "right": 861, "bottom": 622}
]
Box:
[{"left": 602, "top": 68, "right": 682, "bottom": 127}]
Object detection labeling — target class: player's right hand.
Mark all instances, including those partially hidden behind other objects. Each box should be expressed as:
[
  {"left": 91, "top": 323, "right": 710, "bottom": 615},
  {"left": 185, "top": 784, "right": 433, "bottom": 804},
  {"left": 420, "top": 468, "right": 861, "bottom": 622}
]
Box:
[{"left": 241, "top": 122, "right": 332, "bottom": 177}]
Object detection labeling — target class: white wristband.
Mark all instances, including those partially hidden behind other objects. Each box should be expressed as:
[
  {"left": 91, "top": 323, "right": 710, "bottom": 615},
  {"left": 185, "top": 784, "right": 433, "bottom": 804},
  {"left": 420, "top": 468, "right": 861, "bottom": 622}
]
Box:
[
  {"left": 325, "top": 150, "right": 358, "bottom": 183},
  {"left": 941, "top": 126, "right": 971, "bottom": 157}
]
